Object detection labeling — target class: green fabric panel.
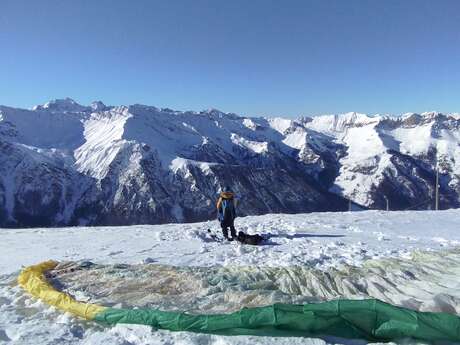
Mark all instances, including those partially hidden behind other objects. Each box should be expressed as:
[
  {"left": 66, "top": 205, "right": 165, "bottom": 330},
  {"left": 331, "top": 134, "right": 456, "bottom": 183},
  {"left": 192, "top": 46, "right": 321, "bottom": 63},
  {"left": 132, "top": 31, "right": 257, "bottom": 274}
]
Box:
[{"left": 94, "top": 299, "right": 460, "bottom": 342}]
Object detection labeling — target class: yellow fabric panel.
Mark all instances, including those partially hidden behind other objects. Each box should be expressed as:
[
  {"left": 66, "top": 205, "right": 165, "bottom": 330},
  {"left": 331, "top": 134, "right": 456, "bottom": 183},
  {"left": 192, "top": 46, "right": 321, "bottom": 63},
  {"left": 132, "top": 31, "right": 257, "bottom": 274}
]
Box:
[{"left": 17, "top": 260, "right": 106, "bottom": 320}]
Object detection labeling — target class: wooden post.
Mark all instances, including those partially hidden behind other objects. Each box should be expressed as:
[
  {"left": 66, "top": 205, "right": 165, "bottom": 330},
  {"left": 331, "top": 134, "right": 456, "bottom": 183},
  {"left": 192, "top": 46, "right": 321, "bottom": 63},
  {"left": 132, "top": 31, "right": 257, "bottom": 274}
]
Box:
[{"left": 435, "top": 164, "right": 439, "bottom": 211}]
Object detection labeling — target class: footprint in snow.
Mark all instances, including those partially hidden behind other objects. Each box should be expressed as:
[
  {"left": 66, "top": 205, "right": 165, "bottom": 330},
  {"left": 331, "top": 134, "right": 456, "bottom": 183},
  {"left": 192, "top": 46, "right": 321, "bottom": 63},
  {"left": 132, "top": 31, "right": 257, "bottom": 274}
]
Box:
[
  {"left": 432, "top": 237, "right": 449, "bottom": 243},
  {"left": 346, "top": 226, "right": 363, "bottom": 233},
  {"left": 137, "top": 245, "right": 159, "bottom": 254},
  {"left": 199, "top": 246, "right": 209, "bottom": 254},
  {"left": 142, "top": 257, "right": 156, "bottom": 264},
  {"left": 0, "top": 329, "right": 11, "bottom": 342},
  {"left": 397, "top": 235, "right": 419, "bottom": 241},
  {"left": 108, "top": 251, "right": 123, "bottom": 256},
  {"left": 373, "top": 232, "right": 390, "bottom": 241}
]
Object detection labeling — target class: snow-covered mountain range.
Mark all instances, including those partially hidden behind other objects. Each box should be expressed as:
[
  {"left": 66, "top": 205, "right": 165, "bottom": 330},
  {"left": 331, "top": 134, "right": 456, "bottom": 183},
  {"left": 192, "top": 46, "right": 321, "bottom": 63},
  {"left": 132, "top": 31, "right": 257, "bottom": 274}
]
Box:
[{"left": 1, "top": 98, "right": 459, "bottom": 227}]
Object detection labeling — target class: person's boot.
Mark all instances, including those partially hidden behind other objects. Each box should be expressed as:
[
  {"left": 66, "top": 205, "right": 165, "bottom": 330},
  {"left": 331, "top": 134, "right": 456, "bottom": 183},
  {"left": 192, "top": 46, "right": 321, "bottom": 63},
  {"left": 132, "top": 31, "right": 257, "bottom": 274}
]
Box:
[
  {"left": 222, "top": 227, "right": 231, "bottom": 241},
  {"left": 230, "top": 226, "right": 237, "bottom": 240}
]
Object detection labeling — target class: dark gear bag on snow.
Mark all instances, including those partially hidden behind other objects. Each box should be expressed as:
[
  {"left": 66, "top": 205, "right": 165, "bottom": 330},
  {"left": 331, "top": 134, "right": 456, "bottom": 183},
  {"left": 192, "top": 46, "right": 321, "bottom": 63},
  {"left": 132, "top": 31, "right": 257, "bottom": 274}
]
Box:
[{"left": 237, "top": 231, "right": 264, "bottom": 245}]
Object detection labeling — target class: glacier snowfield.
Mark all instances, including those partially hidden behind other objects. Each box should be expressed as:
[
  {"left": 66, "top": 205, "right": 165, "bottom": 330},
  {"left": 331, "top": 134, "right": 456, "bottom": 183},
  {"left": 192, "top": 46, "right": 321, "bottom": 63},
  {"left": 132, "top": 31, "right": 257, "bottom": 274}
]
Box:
[{"left": 1, "top": 209, "right": 460, "bottom": 344}]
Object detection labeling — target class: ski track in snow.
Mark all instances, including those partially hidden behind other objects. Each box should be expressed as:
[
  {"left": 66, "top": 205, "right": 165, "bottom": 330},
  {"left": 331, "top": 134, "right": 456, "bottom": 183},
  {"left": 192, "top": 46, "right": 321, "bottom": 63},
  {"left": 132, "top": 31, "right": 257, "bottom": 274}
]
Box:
[{"left": 1, "top": 210, "right": 460, "bottom": 344}]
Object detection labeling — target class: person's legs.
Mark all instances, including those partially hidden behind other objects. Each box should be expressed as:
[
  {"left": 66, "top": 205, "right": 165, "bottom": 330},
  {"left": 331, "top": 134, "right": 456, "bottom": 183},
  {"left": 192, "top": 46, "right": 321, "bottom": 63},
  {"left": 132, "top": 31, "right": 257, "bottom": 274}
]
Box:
[
  {"left": 229, "top": 224, "right": 237, "bottom": 239},
  {"left": 221, "top": 223, "right": 229, "bottom": 239}
]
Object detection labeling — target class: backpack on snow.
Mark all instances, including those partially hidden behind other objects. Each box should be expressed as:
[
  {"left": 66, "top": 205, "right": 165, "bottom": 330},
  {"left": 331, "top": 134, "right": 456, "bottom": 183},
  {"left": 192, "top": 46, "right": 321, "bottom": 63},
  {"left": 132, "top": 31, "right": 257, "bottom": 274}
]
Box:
[{"left": 236, "top": 231, "right": 264, "bottom": 245}]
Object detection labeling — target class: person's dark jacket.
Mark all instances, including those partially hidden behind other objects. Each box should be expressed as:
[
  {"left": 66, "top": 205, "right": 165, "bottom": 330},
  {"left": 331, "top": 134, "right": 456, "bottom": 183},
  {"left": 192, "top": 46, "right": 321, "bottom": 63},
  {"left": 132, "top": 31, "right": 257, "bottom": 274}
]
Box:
[{"left": 216, "top": 191, "right": 237, "bottom": 225}]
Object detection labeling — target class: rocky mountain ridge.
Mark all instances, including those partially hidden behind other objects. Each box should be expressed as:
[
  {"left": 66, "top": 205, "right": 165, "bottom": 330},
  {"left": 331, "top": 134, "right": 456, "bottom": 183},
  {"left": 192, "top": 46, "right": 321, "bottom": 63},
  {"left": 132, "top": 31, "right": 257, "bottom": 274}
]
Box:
[{"left": 0, "top": 99, "right": 458, "bottom": 227}]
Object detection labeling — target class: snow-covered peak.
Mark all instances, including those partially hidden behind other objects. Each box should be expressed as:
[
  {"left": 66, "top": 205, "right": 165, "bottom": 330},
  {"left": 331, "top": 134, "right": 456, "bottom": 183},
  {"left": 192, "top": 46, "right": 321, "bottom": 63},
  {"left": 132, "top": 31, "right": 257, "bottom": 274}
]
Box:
[
  {"left": 128, "top": 104, "right": 159, "bottom": 113},
  {"left": 33, "top": 98, "right": 90, "bottom": 112},
  {"left": 400, "top": 112, "right": 459, "bottom": 122},
  {"left": 421, "top": 111, "right": 442, "bottom": 118},
  {"left": 203, "top": 108, "right": 222, "bottom": 114},
  {"left": 399, "top": 113, "right": 423, "bottom": 126},
  {"left": 200, "top": 108, "right": 240, "bottom": 120},
  {"left": 306, "top": 112, "right": 379, "bottom": 135},
  {"left": 334, "top": 112, "right": 379, "bottom": 125},
  {"left": 90, "top": 100, "right": 107, "bottom": 111},
  {"left": 402, "top": 112, "right": 418, "bottom": 118},
  {"left": 268, "top": 117, "right": 296, "bottom": 134}
]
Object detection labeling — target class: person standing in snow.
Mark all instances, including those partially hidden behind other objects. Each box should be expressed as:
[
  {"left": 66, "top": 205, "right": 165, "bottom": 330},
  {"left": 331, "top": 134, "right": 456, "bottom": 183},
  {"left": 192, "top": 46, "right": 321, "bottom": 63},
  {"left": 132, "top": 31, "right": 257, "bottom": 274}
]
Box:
[{"left": 216, "top": 186, "right": 237, "bottom": 241}]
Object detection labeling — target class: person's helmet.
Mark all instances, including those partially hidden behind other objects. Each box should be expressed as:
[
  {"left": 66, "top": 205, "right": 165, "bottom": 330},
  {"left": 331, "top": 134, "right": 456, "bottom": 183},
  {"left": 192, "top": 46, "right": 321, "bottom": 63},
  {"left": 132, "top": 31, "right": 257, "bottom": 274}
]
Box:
[{"left": 223, "top": 185, "right": 232, "bottom": 192}]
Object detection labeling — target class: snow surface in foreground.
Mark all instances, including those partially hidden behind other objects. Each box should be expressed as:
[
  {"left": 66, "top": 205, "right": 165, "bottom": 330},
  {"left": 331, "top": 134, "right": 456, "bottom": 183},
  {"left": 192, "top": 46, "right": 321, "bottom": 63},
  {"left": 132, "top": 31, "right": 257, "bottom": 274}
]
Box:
[{"left": 1, "top": 210, "right": 460, "bottom": 345}]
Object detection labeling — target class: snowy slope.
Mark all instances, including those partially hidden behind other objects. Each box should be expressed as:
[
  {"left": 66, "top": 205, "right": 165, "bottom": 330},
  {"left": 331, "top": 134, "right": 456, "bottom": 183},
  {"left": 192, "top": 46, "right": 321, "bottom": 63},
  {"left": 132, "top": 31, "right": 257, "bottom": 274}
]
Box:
[
  {"left": 303, "top": 112, "right": 460, "bottom": 209},
  {"left": 1, "top": 210, "right": 460, "bottom": 344},
  {"left": 306, "top": 113, "right": 390, "bottom": 205},
  {"left": 1, "top": 99, "right": 460, "bottom": 227}
]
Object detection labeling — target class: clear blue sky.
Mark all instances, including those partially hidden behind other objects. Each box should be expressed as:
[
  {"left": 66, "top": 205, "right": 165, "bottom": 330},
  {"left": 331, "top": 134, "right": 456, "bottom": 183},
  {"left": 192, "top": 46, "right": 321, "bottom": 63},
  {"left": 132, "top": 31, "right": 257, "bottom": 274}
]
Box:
[{"left": 1, "top": 0, "right": 460, "bottom": 117}]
